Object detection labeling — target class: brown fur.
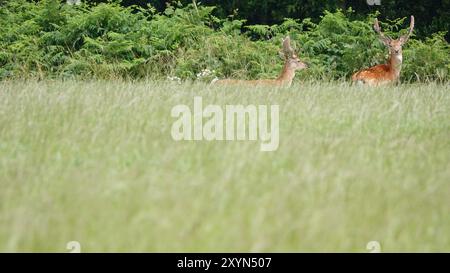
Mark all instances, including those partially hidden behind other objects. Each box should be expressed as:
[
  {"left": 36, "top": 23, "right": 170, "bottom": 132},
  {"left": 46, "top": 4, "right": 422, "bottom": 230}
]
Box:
[
  {"left": 214, "top": 60, "right": 299, "bottom": 87},
  {"left": 352, "top": 52, "right": 402, "bottom": 86},
  {"left": 213, "top": 37, "right": 307, "bottom": 87},
  {"left": 352, "top": 16, "right": 414, "bottom": 86}
]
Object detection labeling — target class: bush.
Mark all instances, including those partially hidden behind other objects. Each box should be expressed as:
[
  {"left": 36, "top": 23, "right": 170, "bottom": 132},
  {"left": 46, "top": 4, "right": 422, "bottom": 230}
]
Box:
[{"left": 0, "top": 0, "right": 448, "bottom": 82}]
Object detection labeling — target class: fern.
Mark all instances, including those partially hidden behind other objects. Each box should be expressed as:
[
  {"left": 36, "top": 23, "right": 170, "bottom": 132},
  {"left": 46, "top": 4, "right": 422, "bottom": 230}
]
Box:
[{"left": 0, "top": 1, "right": 448, "bottom": 81}]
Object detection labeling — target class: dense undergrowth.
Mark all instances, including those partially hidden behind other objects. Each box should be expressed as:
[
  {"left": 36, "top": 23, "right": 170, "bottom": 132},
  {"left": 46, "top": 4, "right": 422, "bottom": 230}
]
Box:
[{"left": 0, "top": 0, "right": 449, "bottom": 82}]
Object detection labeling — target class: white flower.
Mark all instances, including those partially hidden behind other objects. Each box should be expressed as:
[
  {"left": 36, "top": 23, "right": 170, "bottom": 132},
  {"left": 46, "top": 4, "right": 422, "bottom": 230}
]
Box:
[
  {"left": 167, "top": 76, "right": 181, "bottom": 83},
  {"left": 196, "top": 69, "right": 215, "bottom": 79}
]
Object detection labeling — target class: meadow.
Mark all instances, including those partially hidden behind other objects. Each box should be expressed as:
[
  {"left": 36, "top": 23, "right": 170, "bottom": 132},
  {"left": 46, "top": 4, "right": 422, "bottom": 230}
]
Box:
[{"left": 0, "top": 80, "right": 449, "bottom": 252}]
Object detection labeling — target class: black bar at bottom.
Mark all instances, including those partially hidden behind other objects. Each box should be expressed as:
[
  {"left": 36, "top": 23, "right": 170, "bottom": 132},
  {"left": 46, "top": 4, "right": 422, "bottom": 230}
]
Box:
[{"left": 0, "top": 253, "right": 446, "bottom": 271}]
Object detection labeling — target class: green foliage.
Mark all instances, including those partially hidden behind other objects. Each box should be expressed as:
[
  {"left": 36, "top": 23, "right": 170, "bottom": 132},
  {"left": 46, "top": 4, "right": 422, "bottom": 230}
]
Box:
[
  {"left": 288, "top": 10, "right": 450, "bottom": 81},
  {"left": 0, "top": 0, "right": 449, "bottom": 82},
  {"left": 403, "top": 32, "right": 450, "bottom": 82}
]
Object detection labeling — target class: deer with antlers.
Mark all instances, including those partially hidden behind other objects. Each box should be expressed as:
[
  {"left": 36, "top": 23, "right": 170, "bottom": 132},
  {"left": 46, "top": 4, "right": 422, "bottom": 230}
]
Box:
[
  {"left": 352, "top": 16, "right": 415, "bottom": 86},
  {"left": 212, "top": 36, "right": 308, "bottom": 87}
]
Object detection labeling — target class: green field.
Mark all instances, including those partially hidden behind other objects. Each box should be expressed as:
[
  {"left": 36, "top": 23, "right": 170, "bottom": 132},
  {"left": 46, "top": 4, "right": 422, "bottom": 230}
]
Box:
[{"left": 0, "top": 80, "right": 449, "bottom": 252}]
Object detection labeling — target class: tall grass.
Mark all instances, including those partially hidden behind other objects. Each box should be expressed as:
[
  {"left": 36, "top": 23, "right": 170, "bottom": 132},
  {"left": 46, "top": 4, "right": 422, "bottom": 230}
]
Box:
[{"left": 0, "top": 80, "right": 449, "bottom": 252}]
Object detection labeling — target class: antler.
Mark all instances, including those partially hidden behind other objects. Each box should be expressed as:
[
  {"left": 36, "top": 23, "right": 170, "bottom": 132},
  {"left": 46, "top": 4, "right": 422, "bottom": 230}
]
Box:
[
  {"left": 282, "top": 36, "right": 296, "bottom": 59},
  {"left": 374, "top": 18, "right": 391, "bottom": 45},
  {"left": 400, "top": 15, "right": 415, "bottom": 44}
]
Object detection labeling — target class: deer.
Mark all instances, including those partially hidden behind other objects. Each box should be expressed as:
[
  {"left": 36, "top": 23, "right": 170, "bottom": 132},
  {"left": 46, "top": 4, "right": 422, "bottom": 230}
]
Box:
[
  {"left": 211, "top": 36, "right": 308, "bottom": 87},
  {"left": 352, "top": 16, "right": 415, "bottom": 86}
]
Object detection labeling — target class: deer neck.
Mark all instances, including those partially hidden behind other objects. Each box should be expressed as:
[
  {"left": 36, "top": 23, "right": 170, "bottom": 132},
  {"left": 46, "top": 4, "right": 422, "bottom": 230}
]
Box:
[
  {"left": 276, "top": 63, "right": 296, "bottom": 87},
  {"left": 388, "top": 52, "right": 403, "bottom": 78}
]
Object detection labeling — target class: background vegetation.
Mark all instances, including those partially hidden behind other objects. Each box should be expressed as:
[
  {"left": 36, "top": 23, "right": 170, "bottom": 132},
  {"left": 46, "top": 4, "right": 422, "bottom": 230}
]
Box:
[
  {"left": 81, "top": 0, "right": 450, "bottom": 42},
  {"left": 0, "top": 0, "right": 449, "bottom": 81}
]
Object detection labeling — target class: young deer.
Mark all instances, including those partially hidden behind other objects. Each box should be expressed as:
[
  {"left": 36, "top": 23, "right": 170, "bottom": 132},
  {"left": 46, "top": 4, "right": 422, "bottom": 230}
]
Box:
[
  {"left": 212, "top": 36, "right": 308, "bottom": 87},
  {"left": 352, "top": 16, "right": 414, "bottom": 86}
]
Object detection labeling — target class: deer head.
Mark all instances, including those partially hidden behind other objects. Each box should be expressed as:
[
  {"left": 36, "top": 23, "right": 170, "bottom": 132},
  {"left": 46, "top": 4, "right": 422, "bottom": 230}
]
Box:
[
  {"left": 282, "top": 36, "right": 308, "bottom": 71},
  {"left": 374, "top": 16, "right": 415, "bottom": 58}
]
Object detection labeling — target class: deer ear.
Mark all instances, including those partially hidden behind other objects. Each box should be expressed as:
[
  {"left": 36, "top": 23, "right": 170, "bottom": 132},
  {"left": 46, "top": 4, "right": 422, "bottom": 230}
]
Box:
[{"left": 282, "top": 36, "right": 295, "bottom": 59}]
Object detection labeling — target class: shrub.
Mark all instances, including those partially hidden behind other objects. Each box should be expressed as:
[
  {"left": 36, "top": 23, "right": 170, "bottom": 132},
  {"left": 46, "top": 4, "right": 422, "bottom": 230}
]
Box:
[{"left": 0, "top": 0, "right": 448, "bottom": 82}]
